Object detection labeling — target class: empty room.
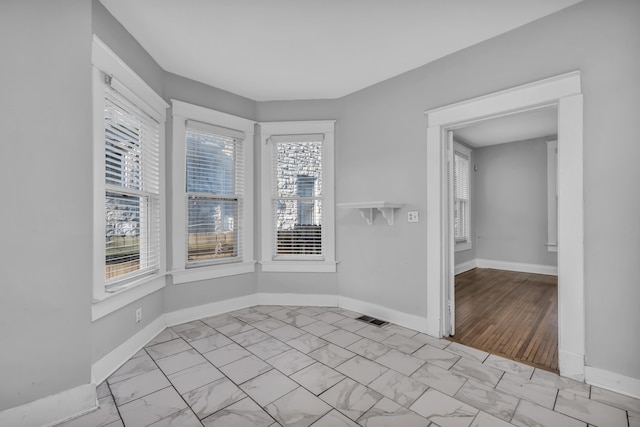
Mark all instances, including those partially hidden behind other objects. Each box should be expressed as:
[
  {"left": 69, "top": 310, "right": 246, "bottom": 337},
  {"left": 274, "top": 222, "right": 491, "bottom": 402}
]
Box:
[{"left": 1, "top": 1, "right": 639, "bottom": 426}]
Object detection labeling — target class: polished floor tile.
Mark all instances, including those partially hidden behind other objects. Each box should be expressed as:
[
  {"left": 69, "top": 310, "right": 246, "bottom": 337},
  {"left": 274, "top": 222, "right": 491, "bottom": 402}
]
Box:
[
  {"left": 319, "top": 378, "right": 383, "bottom": 420},
  {"left": 58, "top": 305, "right": 640, "bottom": 427},
  {"left": 240, "top": 369, "right": 299, "bottom": 406},
  {"left": 290, "top": 362, "right": 345, "bottom": 395},
  {"left": 265, "top": 386, "right": 332, "bottom": 427},
  {"left": 201, "top": 397, "right": 273, "bottom": 427},
  {"left": 512, "top": 399, "right": 586, "bottom": 427},
  {"left": 555, "top": 389, "right": 628, "bottom": 427},
  {"left": 410, "top": 388, "right": 478, "bottom": 427},
  {"left": 368, "top": 369, "right": 429, "bottom": 407},
  {"left": 357, "top": 397, "right": 430, "bottom": 427},
  {"left": 336, "top": 355, "right": 389, "bottom": 385}
]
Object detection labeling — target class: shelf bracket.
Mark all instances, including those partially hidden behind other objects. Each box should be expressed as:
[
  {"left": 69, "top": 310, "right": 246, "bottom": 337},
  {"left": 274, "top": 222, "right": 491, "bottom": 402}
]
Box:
[
  {"left": 377, "top": 207, "right": 396, "bottom": 226},
  {"left": 337, "top": 202, "right": 404, "bottom": 226},
  {"left": 358, "top": 208, "right": 374, "bottom": 226}
]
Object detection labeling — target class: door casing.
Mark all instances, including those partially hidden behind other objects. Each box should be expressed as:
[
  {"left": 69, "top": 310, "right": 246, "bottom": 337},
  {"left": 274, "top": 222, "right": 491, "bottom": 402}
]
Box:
[{"left": 424, "top": 71, "right": 585, "bottom": 380}]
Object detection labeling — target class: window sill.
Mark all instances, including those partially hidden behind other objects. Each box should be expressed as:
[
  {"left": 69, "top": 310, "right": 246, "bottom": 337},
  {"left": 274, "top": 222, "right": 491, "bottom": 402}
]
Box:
[
  {"left": 172, "top": 261, "right": 256, "bottom": 285},
  {"left": 455, "top": 241, "right": 472, "bottom": 252},
  {"left": 260, "top": 260, "right": 337, "bottom": 273},
  {"left": 92, "top": 273, "right": 167, "bottom": 321}
]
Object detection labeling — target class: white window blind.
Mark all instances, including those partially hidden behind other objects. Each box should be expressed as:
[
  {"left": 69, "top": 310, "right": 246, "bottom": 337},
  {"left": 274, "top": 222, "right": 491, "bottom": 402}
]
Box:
[
  {"left": 271, "top": 135, "right": 324, "bottom": 258},
  {"left": 454, "top": 148, "right": 470, "bottom": 243},
  {"left": 104, "top": 80, "right": 160, "bottom": 286},
  {"left": 185, "top": 120, "right": 244, "bottom": 265}
]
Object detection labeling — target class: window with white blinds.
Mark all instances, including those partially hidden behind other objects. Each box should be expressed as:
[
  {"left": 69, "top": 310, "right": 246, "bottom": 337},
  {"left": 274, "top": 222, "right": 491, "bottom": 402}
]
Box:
[
  {"left": 259, "top": 120, "right": 336, "bottom": 272},
  {"left": 185, "top": 121, "right": 244, "bottom": 265},
  {"left": 103, "top": 79, "right": 161, "bottom": 286},
  {"left": 453, "top": 143, "right": 471, "bottom": 245},
  {"left": 272, "top": 135, "right": 324, "bottom": 257}
]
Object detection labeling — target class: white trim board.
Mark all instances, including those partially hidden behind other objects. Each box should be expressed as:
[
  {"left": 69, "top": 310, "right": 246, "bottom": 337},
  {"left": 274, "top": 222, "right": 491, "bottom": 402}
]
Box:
[
  {"left": 476, "top": 259, "right": 558, "bottom": 276},
  {"left": 92, "top": 315, "right": 167, "bottom": 385},
  {"left": 166, "top": 294, "right": 259, "bottom": 327},
  {"left": 339, "top": 296, "right": 429, "bottom": 334},
  {"left": 258, "top": 293, "right": 338, "bottom": 307},
  {"left": 0, "top": 383, "right": 97, "bottom": 427},
  {"left": 455, "top": 259, "right": 477, "bottom": 275},
  {"left": 585, "top": 366, "right": 640, "bottom": 400}
]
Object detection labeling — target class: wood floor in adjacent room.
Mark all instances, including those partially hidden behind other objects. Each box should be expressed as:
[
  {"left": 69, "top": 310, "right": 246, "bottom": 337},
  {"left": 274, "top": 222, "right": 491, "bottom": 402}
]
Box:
[{"left": 449, "top": 268, "right": 559, "bottom": 373}]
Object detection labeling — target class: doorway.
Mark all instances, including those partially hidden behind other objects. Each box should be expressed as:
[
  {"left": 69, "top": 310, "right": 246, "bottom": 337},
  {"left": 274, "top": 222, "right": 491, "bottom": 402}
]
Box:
[
  {"left": 447, "top": 110, "right": 560, "bottom": 371},
  {"left": 424, "top": 71, "right": 585, "bottom": 380}
]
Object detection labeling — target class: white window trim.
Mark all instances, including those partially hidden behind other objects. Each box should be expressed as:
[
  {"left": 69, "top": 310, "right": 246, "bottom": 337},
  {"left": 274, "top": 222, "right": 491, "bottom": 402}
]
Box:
[
  {"left": 453, "top": 142, "right": 472, "bottom": 252},
  {"left": 259, "top": 121, "right": 337, "bottom": 273},
  {"left": 171, "top": 100, "right": 256, "bottom": 284},
  {"left": 91, "top": 35, "right": 169, "bottom": 320}
]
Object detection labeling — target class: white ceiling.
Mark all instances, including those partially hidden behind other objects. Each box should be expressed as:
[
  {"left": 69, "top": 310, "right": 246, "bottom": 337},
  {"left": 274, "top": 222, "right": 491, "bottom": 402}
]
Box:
[
  {"left": 100, "top": 0, "right": 582, "bottom": 101},
  {"left": 454, "top": 107, "right": 558, "bottom": 148}
]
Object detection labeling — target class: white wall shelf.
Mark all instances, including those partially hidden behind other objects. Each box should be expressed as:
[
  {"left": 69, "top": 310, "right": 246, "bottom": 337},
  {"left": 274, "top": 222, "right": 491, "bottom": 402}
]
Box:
[{"left": 338, "top": 202, "right": 404, "bottom": 225}]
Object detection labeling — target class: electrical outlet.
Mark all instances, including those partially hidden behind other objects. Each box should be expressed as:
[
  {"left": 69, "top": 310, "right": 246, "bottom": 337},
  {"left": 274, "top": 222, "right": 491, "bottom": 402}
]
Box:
[
  {"left": 408, "top": 211, "right": 419, "bottom": 223},
  {"left": 135, "top": 307, "right": 142, "bottom": 323}
]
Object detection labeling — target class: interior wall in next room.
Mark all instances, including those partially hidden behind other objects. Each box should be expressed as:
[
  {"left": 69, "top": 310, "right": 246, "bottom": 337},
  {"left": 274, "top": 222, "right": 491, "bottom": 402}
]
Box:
[{"left": 474, "top": 136, "right": 558, "bottom": 268}]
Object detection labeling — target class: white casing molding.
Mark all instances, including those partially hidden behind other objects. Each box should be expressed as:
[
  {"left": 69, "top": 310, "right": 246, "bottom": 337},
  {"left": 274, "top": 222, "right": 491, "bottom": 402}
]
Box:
[
  {"left": 0, "top": 383, "right": 97, "bottom": 427},
  {"left": 425, "top": 71, "right": 585, "bottom": 380},
  {"left": 92, "top": 315, "right": 166, "bottom": 385},
  {"left": 585, "top": 366, "right": 640, "bottom": 399},
  {"left": 475, "top": 259, "right": 558, "bottom": 276}
]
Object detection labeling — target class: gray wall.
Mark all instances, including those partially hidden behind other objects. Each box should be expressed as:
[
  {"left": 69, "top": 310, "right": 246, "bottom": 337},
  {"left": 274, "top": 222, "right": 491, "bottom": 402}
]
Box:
[
  {"left": 90, "top": 0, "right": 170, "bottom": 365},
  {"left": 90, "top": 0, "right": 260, "bottom": 364},
  {"left": 2, "top": 0, "right": 639, "bottom": 414},
  {"left": 330, "top": 0, "right": 640, "bottom": 378},
  {"left": 0, "top": 0, "right": 93, "bottom": 410},
  {"left": 474, "top": 137, "right": 557, "bottom": 267}
]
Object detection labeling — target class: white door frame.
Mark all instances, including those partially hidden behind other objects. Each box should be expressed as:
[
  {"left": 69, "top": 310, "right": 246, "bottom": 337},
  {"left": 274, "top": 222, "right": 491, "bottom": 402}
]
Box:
[{"left": 425, "top": 71, "right": 585, "bottom": 380}]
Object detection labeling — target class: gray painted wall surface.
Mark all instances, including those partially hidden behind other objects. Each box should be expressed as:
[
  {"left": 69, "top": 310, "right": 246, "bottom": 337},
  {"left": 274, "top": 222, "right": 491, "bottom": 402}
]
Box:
[
  {"left": 89, "top": 1, "right": 261, "bottom": 362},
  {"left": 0, "top": 0, "right": 93, "bottom": 410},
  {"left": 474, "top": 138, "right": 557, "bottom": 267},
  {"left": 331, "top": 0, "right": 640, "bottom": 378},
  {"left": 89, "top": 0, "right": 170, "bottom": 365},
  {"left": 92, "top": 0, "right": 164, "bottom": 97},
  {"left": 3, "top": 0, "right": 640, "bottom": 414},
  {"left": 92, "top": 290, "right": 165, "bottom": 362},
  {"left": 165, "top": 72, "right": 257, "bottom": 121}
]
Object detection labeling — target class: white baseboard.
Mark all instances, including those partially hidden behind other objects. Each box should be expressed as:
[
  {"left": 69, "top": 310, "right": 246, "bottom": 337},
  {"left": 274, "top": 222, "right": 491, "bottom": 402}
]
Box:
[
  {"left": 165, "top": 293, "right": 259, "bottom": 327},
  {"left": 558, "top": 349, "right": 585, "bottom": 382},
  {"left": 455, "top": 259, "right": 477, "bottom": 275},
  {"left": 476, "top": 258, "right": 558, "bottom": 276},
  {"left": 339, "top": 296, "right": 428, "bottom": 334},
  {"left": 92, "top": 315, "right": 166, "bottom": 385},
  {"left": 585, "top": 366, "right": 640, "bottom": 399},
  {"left": 0, "top": 383, "right": 96, "bottom": 427},
  {"left": 257, "top": 293, "right": 338, "bottom": 307}
]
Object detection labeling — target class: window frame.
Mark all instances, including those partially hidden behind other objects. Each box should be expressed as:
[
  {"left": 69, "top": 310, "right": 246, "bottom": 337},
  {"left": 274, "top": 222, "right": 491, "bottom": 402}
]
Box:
[
  {"left": 171, "top": 100, "right": 255, "bottom": 284},
  {"left": 259, "top": 120, "right": 336, "bottom": 273},
  {"left": 453, "top": 141, "right": 472, "bottom": 252},
  {"left": 91, "top": 36, "right": 168, "bottom": 319}
]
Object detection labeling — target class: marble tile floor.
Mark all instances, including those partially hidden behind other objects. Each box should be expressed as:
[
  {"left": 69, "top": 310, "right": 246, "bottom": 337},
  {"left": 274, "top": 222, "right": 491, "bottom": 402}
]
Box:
[{"left": 58, "top": 305, "right": 640, "bottom": 427}]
